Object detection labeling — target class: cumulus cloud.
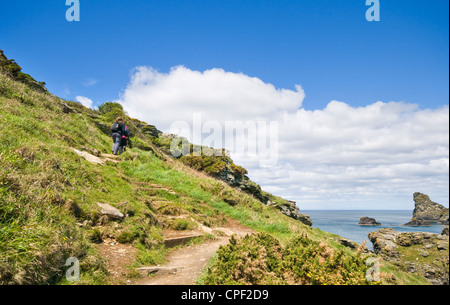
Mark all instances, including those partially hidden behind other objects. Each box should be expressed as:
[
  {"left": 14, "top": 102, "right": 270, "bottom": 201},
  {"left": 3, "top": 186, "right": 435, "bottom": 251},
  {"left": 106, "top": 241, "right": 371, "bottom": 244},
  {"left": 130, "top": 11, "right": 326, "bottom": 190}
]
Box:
[
  {"left": 118, "top": 66, "right": 449, "bottom": 209},
  {"left": 76, "top": 96, "right": 94, "bottom": 109},
  {"left": 121, "top": 66, "right": 305, "bottom": 131}
]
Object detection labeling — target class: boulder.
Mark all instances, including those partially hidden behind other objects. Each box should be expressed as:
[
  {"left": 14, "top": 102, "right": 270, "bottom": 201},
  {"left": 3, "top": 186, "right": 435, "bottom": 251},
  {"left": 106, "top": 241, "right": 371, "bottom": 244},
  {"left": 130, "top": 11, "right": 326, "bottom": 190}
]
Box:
[
  {"left": 368, "top": 228, "right": 399, "bottom": 258},
  {"left": 97, "top": 203, "right": 125, "bottom": 220},
  {"left": 338, "top": 237, "right": 359, "bottom": 250},
  {"left": 72, "top": 148, "right": 105, "bottom": 166},
  {"left": 359, "top": 217, "right": 381, "bottom": 226}
]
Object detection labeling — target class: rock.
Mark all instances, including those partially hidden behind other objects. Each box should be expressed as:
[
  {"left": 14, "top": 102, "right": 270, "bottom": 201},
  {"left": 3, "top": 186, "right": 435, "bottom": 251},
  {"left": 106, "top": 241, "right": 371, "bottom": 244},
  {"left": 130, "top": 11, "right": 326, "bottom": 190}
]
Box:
[
  {"left": 72, "top": 148, "right": 105, "bottom": 166},
  {"left": 95, "top": 122, "right": 111, "bottom": 136},
  {"left": 61, "top": 102, "right": 78, "bottom": 114},
  {"left": 404, "top": 193, "right": 449, "bottom": 226},
  {"left": 359, "top": 217, "right": 381, "bottom": 226},
  {"left": 442, "top": 226, "right": 449, "bottom": 236},
  {"left": 421, "top": 263, "right": 449, "bottom": 285},
  {"left": 396, "top": 233, "right": 413, "bottom": 247},
  {"left": 441, "top": 212, "right": 449, "bottom": 225},
  {"left": 368, "top": 228, "right": 449, "bottom": 285},
  {"left": 368, "top": 228, "right": 399, "bottom": 258},
  {"left": 338, "top": 237, "right": 359, "bottom": 250},
  {"left": 275, "top": 201, "right": 313, "bottom": 226},
  {"left": 292, "top": 211, "right": 313, "bottom": 227},
  {"left": 81, "top": 146, "right": 101, "bottom": 157},
  {"left": 224, "top": 199, "right": 238, "bottom": 207},
  {"left": 201, "top": 156, "right": 312, "bottom": 226},
  {"left": 436, "top": 240, "right": 448, "bottom": 251},
  {"left": 409, "top": 232, "right": 435, "bottom": 245},
  {"left": 97, "top": 203, "right": 125, "bottom": 220},
  {"left": 403, "top": 217, "right": 431, "bottom": 227},
  {"left": 140, "top": 124, "right": 162, "bottom": 138}
]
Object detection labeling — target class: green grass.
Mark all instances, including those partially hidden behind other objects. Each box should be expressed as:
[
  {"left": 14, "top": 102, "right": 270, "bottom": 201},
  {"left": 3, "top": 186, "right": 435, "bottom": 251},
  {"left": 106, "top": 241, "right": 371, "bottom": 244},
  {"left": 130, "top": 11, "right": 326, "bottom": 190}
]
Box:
[
  {"left": 379, "top": 261, "right": 431, "bottom": 285},
  {"left": 0, "top": 69, "right": 440, "bottom": 286}
]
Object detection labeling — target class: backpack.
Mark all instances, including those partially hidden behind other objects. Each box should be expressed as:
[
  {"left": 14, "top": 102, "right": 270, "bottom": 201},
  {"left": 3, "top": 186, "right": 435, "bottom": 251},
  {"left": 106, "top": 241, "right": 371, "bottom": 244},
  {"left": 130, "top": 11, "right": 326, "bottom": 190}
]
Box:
[
  {"left": 124, "top": 126, "right": 130, "bottom": 137},
  {"left": 111, "top": 122, "right": 120, "bottom": 133}
]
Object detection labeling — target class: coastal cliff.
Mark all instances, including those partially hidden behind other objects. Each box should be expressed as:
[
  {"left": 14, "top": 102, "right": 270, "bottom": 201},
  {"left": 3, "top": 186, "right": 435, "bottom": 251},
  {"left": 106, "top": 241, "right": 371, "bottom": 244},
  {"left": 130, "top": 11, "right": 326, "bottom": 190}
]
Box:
[{"left": 369, "top": 228, "right": 449, "bottom": 285}]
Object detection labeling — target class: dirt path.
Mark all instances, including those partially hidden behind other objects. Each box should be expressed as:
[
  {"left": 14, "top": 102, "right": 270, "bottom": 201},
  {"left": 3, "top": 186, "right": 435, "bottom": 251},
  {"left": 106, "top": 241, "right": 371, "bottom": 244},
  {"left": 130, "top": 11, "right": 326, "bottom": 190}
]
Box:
[{"left": 136, "top": 219, "right": 254, "bottom": 285}]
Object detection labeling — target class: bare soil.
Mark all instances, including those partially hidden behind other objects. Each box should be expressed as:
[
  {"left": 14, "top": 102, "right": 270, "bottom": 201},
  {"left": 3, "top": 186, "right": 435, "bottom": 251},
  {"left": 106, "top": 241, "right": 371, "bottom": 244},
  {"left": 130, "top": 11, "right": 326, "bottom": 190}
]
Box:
[
  {"left": 96, "top": 238, "right": 138, "bottom": 284},
  {"left": 135, "top": 218, "right": 254, "bottom": 285}
]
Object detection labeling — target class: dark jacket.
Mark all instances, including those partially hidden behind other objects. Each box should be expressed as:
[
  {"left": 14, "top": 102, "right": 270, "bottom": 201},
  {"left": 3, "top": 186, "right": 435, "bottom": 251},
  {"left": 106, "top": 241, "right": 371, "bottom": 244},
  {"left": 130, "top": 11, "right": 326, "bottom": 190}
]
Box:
[{"left": 111, "top": 122, "right": 126, "bottom": 137}]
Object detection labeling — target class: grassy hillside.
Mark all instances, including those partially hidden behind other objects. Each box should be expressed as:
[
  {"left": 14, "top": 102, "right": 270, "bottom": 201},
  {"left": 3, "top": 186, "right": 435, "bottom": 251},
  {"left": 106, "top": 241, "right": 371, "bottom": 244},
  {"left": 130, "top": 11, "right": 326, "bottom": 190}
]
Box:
[{"left": 0, "top": 51, "right": 436, "bottom": 285}]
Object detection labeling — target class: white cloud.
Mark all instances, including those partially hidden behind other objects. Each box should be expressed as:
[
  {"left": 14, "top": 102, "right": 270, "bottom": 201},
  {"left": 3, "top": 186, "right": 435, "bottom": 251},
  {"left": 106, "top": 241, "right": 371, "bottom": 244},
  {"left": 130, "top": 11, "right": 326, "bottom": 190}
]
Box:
[
  {"left": 121, "top": 66, "right": 305, "bottom": 131},
  {"left": 76, "top": 96, "right": 94, "bottom": 109},
  {"left": 118, "top": 66, "right": 449, "bottom": 210}
]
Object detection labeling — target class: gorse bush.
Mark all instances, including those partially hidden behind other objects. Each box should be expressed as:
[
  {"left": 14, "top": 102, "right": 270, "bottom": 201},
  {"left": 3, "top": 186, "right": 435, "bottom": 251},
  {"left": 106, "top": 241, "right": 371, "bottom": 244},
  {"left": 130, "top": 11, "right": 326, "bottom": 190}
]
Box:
[
  {"left": 203, "top": 232, "right": 372, "bottom": 285},
  {"left": 282, "top": 234, "right": 370, "bottom": 285},
  {"left": 203, "top": 233, "right": 284, "bottom": 285}
]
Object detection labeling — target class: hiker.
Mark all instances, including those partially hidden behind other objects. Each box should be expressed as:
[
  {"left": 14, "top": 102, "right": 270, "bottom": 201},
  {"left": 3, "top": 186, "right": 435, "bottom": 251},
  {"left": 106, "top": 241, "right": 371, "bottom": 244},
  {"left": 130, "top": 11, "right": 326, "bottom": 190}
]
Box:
[
  {"left": 120, "top": 126, "right": 131, "bottom": 152},
  {"left": 111, "top": 116, "right": 126, "bottom": 155}
]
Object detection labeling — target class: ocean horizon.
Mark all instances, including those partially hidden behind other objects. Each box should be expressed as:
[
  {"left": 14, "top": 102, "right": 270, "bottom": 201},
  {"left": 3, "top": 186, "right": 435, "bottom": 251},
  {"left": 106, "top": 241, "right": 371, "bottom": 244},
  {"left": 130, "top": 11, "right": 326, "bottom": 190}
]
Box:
[{"left": 303, "top": 210, "right": 446, "bottom": 251}]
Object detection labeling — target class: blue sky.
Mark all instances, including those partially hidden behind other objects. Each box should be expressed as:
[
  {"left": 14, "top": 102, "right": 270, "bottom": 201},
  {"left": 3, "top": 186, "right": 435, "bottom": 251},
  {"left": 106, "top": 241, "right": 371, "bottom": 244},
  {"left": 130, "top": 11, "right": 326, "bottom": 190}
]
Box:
[
  {"left": 1, "top": 1, "right": 449, "bottom": 209},
  {"left": 1, "top": 0, "right": 448, "bottom": 110}
]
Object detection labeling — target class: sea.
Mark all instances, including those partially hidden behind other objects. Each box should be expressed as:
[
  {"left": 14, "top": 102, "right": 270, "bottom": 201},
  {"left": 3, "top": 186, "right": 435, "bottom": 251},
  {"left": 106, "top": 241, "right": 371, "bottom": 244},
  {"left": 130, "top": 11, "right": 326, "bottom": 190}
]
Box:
[{"left": 303, "top": 210, "right": 446, "bottom": 251}]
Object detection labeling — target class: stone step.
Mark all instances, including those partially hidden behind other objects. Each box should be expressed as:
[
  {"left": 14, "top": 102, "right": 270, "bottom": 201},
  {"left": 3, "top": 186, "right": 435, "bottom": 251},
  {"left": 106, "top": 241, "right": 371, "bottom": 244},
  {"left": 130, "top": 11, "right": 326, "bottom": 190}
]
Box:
[{"left": 163, "top": 234, "right": 204, "bottom": 248}]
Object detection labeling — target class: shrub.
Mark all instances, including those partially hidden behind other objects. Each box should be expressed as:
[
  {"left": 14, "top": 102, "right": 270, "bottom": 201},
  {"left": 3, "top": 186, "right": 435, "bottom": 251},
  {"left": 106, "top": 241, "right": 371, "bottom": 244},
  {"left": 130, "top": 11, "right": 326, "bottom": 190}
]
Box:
[
  {"left": 171, "top": 218, "right": 196, "bottom": 231},
  {"left": 203, "top": 233, "right": 285, "bottom": 285},
  {"left": 98, "top": 102, "right": 123, "bottom": 115},
  {"left": 203, "top": 232, "right": 372, "bottom": 285}
]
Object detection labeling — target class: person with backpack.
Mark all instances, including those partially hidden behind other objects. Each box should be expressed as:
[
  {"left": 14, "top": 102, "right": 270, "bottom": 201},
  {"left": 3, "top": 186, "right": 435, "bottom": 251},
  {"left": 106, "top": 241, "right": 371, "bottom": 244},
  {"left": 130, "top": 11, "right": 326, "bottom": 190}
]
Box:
[
  {"left": 111, "top": 116, "right": 126, "bottom": 155},
  {"left": 120, "top": 126, "right": 131, "bottom": 152}
]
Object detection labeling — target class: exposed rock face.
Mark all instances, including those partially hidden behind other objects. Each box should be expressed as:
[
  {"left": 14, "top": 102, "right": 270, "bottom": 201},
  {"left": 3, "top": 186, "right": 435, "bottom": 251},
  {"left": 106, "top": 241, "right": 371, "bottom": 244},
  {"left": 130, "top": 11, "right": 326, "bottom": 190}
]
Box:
[
  {"left": 403, "top": 193, "right": 449, "bottom": 226},
  {"left": 215, "top": 159, "right": 313, "bottom": 226},
  {"left": 368, "top": 228, "right": 400, "bottom": 258},
  {"left": 135, "top": 122, "right": 162, "bottom": 138},
  {"left": 274, "top": 201, "right": 313, "bottom": 226},
  {"left": 337, "top": 237, "right": 369, "bottom": 253},
  {"left": 359, "top": 217, "right": 381, "bottom": 226},
  {"left": 368, "top": 228, "right": 449, "bottom": 285},
  {"left": 442, "top": 226, "right": 449, "bottom": 236}
]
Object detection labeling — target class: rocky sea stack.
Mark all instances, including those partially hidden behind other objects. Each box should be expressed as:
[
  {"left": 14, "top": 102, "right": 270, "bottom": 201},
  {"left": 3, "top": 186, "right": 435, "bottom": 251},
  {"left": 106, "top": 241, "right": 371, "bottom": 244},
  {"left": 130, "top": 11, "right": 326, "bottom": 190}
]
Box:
[
  {"left": 403, "top": 193, "right": 449, "bottom": 226},
  {"left": 359, "top": 217, "right": 381, "bottom": 226}
]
